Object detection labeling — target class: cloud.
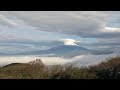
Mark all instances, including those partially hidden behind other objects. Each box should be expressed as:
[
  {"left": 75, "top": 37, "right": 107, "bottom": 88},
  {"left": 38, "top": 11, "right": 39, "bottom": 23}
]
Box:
[
  {"left": 0, "top": 11, "right": 109, "bottom": 36},
  {"left": 1, "top": 11, "right": 120, "bottom": 51},
  {"left": 2, "top": 11, "right": 120, "bottom": 38},
  {"left": 71, "top": 54, "right": 117, "bottom": 67},
  {"left": 0, "top": 56, "right": 71, "bottom": 66},
  {"left": 0, "top": 54, "right": 118, "bottom": 67},
  {"left": 1, "top": 11, "right": 120, "bottom": 38},
  {"left": 103, "top": 27, "right": 120, "bottom": 32},
  {"left": 0, "top": 34, "right": 16, "bottom": 40},
  {"left": 0, "top": 14, "right": 19, "bottom": 27},
  {"left": 59, "top": 38, "right": 80, "bottom": 46}
]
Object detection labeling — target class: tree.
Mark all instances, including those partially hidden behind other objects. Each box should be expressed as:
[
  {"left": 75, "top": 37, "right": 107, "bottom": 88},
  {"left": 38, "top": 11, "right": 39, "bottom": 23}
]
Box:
[{"left": 88, "top": 56, "right": 120, "bottom": 79}]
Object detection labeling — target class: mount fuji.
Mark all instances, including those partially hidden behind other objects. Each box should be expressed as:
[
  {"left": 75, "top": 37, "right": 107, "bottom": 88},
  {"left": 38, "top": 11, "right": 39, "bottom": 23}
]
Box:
[
  {"left": 2, "top": 39, "right": 114, "bottom": 58},
  {"left": 18, "top": 39, "right": 114, "bottom": 58}
]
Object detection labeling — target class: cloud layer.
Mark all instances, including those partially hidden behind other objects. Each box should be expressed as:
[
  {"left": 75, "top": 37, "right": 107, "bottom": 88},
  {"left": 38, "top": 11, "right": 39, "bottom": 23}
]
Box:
[
  {"left": 0, "top": 11, "right": 120, "bottom": 53},
  {"left": 1, "top": 11, "right": 120, "bottom": 38},
  {"left": 0, "top": 54, "right": 117, "bottom": 67}
]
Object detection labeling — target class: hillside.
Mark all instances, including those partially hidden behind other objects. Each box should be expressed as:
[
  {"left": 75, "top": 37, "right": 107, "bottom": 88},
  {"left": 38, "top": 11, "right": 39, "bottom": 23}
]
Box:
[
  {"left": 0, "top": 56, "right": 120, "bottom": 79},
  {"left": 3, "top": 63, "right": 26, "bottom": 68}
]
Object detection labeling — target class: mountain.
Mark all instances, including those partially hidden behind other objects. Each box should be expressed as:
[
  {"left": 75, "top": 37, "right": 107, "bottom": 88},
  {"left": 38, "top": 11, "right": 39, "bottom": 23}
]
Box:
[
  {"left": 15, "top": 44, "right": 90, "bottom": 57},
  {"left": 40, "top": 45, "right": 90, "bottom": 57},
  {"left": 0, "top": 44, "right": 114, "bottom": 58},
  {"left": 18, "top": 44, "right": 114, "bottom": 58}
]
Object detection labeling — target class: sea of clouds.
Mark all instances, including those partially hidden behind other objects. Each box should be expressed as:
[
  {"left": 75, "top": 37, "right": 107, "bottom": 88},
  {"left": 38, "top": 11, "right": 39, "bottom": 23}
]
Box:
[{"left": 0, "top": 54, "right": 117, "bottom": 67}]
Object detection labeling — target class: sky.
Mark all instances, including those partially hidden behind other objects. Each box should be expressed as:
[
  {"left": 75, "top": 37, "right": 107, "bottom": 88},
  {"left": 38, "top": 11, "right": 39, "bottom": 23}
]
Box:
[
  {"left": 0, "top": 11, "right": 120, "bottom": 54},
  {"left": 0, "top": 11, "right": 120, "bottom": 66}
]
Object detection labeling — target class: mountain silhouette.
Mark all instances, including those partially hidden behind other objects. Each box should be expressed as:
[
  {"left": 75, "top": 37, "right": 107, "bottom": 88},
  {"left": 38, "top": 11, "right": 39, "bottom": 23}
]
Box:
[{"left": 18, "top": 44, "right": 114, "bottom": 58}]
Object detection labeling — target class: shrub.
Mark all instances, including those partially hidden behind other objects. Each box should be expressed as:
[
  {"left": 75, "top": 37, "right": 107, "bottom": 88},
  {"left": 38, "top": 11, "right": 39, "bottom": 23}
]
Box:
[
  {"left": 88, "top": 56, "right": 120, "bottom": 79},
  {"left": 0, "top": 56, "right": 120, "bottom": 79}
]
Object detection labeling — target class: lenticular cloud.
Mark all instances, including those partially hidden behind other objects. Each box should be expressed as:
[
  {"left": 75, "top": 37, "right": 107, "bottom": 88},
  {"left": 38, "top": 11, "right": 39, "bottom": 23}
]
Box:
[{"left": 59, "top": 39, "right": 80, "bottom": 46}]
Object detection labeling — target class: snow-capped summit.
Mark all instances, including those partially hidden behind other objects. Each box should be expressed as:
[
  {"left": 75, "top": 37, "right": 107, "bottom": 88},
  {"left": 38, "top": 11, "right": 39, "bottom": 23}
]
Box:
[{"left": 64, "top": 41, "right": 78, "bottom": 46}]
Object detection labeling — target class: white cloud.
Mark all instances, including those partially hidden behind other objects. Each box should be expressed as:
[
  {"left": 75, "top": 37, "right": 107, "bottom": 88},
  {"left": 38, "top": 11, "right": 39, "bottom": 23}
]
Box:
[
  {"left": 102, "top": 27, "right": 120, "bottom": 32},
  {"left": 71, "top": 54, "right": 117, "bottom": 67},
  {"left": 59, "top": 38, "right": 80, "bottom": 46},
  {"left": 0, "top": 54, "right": 118, "bottom": 67},
  {"left": 0, "top": 14, "right": 19, "bottom": 27},
  {"left": 0, "top": 56, "right": 71, "bottom": 66}
]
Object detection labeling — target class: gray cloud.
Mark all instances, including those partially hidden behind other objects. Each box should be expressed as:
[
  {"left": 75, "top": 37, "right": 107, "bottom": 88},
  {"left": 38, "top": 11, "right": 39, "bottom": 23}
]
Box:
[
  {"left": 0, "top": 11, "right": 109, "bottom": 36},
  {"left": 2, "top": 11, "right": 120, "bottom": 38},
  {"left": 1, "top": 11, "right": 120, "bottom": 51},
  {"left": 1, "top": 11, "right": 120, "bottom": 37},
  {"left": 0, "top": 14, "right": 19, "bottom": 27}
]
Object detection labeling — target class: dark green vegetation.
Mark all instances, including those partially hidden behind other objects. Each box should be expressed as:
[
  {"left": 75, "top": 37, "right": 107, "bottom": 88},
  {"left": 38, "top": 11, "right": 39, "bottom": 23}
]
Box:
[{"left": 0, "top": 56, "right": 120, "bottom": 79}]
